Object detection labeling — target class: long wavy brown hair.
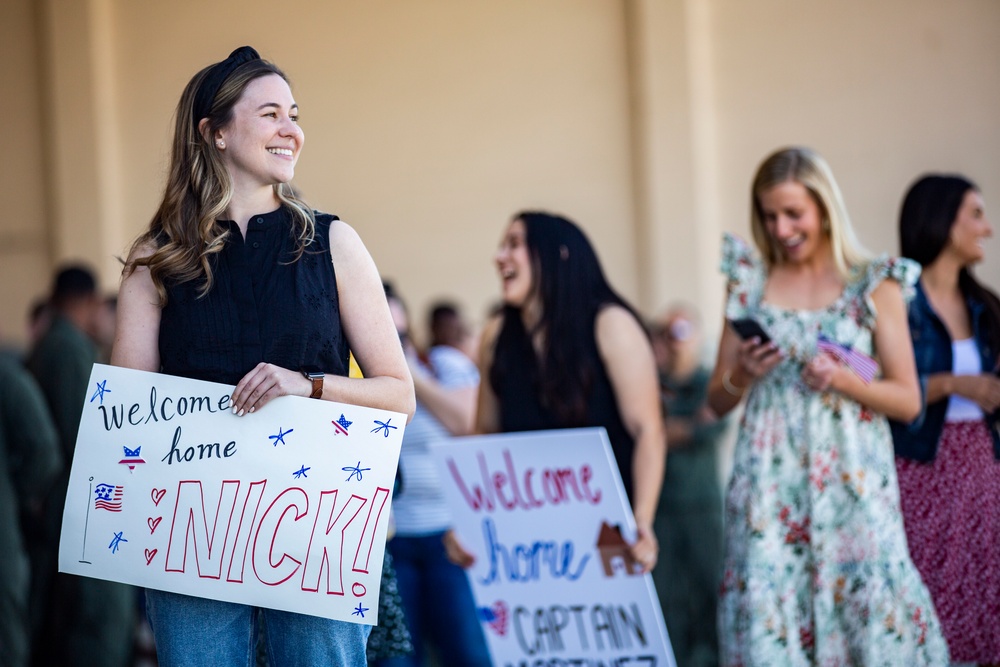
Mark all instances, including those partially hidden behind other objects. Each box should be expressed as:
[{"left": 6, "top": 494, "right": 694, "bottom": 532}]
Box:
[{"left": 126, "top": 57, "right": 316, "bottom": 303}]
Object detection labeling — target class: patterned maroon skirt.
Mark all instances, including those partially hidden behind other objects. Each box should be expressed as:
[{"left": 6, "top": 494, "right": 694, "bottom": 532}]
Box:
[{"left": 896, "top": 420, "right": 1000, "bottom": 663}]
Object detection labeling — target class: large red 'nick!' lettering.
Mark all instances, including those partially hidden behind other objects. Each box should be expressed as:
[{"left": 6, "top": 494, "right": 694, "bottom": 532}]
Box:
[{"left": 160, "top": 480, "right": 390, "bottom": 594}]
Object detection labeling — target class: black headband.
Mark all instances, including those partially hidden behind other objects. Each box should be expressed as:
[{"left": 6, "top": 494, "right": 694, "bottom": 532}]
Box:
[{"left": 192, "top": 46, "right": 261, "bottom": 130}]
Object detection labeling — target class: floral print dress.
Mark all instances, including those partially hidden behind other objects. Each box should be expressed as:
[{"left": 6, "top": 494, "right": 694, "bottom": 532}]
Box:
[{"left": 718, "top": 234, "right": 949, "bottom": 666}]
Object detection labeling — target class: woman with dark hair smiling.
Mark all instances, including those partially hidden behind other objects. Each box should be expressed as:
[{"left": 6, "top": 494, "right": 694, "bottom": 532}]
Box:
[
  {"left": 473, "top": 211, "right": 665, "bottom": 573},
  {"left": 111, "top": 46, "right": 414, "bottom": 666},
  {"left": 892, "top": 174, "right": 1000, "bottom": 665}
]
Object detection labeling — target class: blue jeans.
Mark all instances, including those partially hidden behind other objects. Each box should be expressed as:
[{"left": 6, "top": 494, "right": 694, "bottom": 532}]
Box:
[
  {"left": 379, "top": 533, "right": 491, "bottom": 667},
  {"left": 145, "top": 588, "right": 370, "bottom": 666}
]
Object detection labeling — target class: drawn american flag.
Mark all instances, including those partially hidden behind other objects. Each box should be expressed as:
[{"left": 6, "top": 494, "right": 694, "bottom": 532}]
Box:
[
  {"left": 817, "top": 335, "right": 878, "bottom": 384},
  {"left": 94, "top": 483, "right": 124, "bottom": 512}
]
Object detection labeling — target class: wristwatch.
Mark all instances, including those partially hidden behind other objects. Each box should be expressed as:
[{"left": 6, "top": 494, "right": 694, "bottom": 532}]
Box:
[{"left": 301, "top": 366, "right": 324, "bottom": 399}]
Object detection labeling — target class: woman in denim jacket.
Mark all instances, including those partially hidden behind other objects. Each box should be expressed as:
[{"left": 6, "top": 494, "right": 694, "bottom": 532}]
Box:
[{"left": 890, "top": 174, "right": 1000, "bottom": 665}]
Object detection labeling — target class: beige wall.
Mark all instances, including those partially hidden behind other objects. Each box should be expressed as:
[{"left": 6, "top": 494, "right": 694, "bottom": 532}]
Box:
[
  {"left": 708, "top": 0, "right": 1000, "bottom": 267},
  {"left": 0, "top": 0, "right": 51, "bottom": 343},
  {"left": 112, "top": 0, "right": 639, "bottom": 348},
  {"left": 639, "top": 0, "right": 1000, "bottom": 343},
  {"left": 4, "top": 0, "right": 999, "bottom": 351}
]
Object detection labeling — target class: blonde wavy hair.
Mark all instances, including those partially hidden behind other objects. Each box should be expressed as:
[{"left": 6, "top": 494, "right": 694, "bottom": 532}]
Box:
[
  {"left": 750, "top": 146, "right": 870, "bottom": 279},
  {"left": 126, "top": 57, "right": 315, "bottom": 303}
]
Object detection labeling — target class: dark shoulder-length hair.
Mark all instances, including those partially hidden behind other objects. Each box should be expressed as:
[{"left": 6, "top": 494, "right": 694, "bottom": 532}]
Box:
[
  {"left": 899, "top": 174, "right": 1000, "bottom": 357},
  {"left": 490, "top": 211, "right": 641, "bottom": 425}
]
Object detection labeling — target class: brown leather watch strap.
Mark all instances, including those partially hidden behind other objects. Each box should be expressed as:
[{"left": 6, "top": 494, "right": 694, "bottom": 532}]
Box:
[
  {"left": 309, "top": 375, "right": 323, "bottom": 399},
  {"left": 301, "top": 367, "right": 324, "bottom": 399}
]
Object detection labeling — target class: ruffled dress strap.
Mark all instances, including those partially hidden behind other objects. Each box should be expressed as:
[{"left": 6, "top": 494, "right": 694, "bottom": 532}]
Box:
[
  {"left": 720, "top": 232, "right": 766, "bottom": 320},
  {"left": 853, "top": 254, "right": 921, "bottom": 329}
]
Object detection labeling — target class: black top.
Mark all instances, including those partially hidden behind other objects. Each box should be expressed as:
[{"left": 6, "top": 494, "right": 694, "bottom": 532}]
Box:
[
  {"left": 490, "top": 311, "right": 636, "bottom": 500},
  {"left": 159, "top": 207, "right": 350, "bottom": 385}
]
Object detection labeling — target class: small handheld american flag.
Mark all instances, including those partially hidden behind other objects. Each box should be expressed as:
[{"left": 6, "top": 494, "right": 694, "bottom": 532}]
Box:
[{"left": 817, "top": 335, "right": 878, "bottom": 384}]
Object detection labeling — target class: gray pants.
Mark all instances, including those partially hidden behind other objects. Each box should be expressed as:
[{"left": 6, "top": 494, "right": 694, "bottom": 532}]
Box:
[
  {"left": 32, "top": 573, "right": 136, "bottom": 667},
  {"left": 653, "top": 508, "right": 723, "bottom": 667},
  {"left": 0, "top": 549, "right": 30, "bottom": 667}
]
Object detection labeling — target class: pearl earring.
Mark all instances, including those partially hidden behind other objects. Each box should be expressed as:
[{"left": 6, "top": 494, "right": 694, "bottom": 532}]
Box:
[{"left": 217, "top": 140, "right": 225, "bottom": 149}]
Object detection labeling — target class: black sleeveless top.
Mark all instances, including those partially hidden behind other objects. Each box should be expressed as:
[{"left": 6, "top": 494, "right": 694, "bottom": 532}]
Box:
[
  {"left": 159, "top": 207, "right": 350, "bottom": 385},
  {"left": 490, "top": 311, "right": 636, "bottom": 500}
]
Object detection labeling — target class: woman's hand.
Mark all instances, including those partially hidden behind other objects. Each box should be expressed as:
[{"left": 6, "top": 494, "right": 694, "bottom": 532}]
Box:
[
  {"left": 230, "top": 363, "right": 311, "bottom": 415},
  {"left": 629, "top": 523, "right": 659, "bottom": 574},
  {"left": 953, "top": 374, "right": 1000, "bottom": 413},
  {"left": 709, "top": 325, "right": 782, "bottom": 417},
  {"left": 801, "top": 352, "right": 844, "bottom": 392},
  {"left": 442, "top": 529, "right": 476, "bottom": 569},
  {"left": 730, "top": 336, "right": 783, "bottom": 391},
  {"left": 824, "top": 279, "right": 920, "bottom": 422}
]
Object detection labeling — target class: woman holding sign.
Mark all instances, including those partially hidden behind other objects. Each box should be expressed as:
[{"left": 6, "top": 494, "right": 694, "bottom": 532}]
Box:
[
  {"left": 112, "top": 46, "right": 414, "bottom": 666},
  {"left": 475, "top": 211, "right": 665, "bottom": 573},
  {"left": 891, "top": 174, "right": 1000, "bottom": 664},
  {"left": 706, "top": 147, "right": 947, "bottom": 664}
]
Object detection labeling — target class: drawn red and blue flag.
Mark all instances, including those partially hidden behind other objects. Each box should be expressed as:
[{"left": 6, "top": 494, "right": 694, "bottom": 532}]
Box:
[{"left": 94, "top": 483, "right": 124, "bottom": 512}]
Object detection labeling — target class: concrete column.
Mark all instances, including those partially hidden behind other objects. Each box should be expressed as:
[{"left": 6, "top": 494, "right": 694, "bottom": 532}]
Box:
[
  {"left": 0, "top": 0, "right": 53, "bottom": 342},
  {"left": 623, "top": 0, "right": 723, "bottom": 326},
  {"left": 38, "top": 0, "right": 124, "bottom": 288}
]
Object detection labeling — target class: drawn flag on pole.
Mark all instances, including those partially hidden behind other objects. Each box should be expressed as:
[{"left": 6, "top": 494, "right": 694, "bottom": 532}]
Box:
[
  {"left": 94, "top": 483, "right": 124, "bottom": 512},
  {"left": 817, "top": 335, "right": 878, "bottom": 384}
]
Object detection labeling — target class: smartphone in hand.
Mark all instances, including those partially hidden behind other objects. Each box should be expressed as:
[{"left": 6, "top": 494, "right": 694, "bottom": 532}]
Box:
[{"left": 728, "top": 318, "right": 772, "bottom": 345}]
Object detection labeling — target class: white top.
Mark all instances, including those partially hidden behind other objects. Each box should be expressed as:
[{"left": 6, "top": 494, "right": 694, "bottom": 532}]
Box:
[
  {"left": 945, "top": 337, "right": 984, "bottom": 423},
  {"left": 392, "top": 345, "right": 480, "bottom": 535}
]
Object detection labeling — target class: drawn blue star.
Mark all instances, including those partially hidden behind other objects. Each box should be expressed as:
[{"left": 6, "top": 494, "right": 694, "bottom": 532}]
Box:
[
  {"left": 108, "top": 530, "right": 128, "bottom": 554},
  {"left": 342, "top": 461, "right": 371, "bottom": 482},
  {"left": 371, "top": 419, "right": 397, "bottom": 438},
  {"left": 293, "top": 465, "right": 310, "bottom": 479},
  {"left": 90, "top": 379, "right": 111, "bottom": 405},
  {"left": 269, "top": 427, "right": 294, "bottom": 446},
  {"left": 352, "top": 604, "right": 369, "bottom": 618}
]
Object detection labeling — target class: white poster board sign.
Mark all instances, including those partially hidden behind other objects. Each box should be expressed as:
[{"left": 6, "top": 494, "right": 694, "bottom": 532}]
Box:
[
  {"left": 431, "top": 428, "right": 675, "bottom": 666},
  {"left": 59, "top": 364, "right": 404, "bottom": 625}
]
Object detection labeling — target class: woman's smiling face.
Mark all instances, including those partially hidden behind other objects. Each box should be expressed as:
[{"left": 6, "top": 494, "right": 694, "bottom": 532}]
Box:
[
  {"left": 217, "top": 74, "right": 304, "bottom": 191},
  {"left": 758, "top": 180, "right": 829, "bottom": 266},
  {"left": 494, "top": 218, "right": 534, "bottom": 307},
  {"left": 945, "top": 189, "right": 992, "bottom": 266}
]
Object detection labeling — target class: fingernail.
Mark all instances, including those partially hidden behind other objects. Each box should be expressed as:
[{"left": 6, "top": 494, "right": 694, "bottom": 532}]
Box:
[
  {"left": 249, "top": 407, "right": 255, "bottom": 414},
  {"left": 232, "top": 406, "right": 238, "bottom": 414},
  {"left": 238, "top": 409, "right": 245, "bottom": 417}
]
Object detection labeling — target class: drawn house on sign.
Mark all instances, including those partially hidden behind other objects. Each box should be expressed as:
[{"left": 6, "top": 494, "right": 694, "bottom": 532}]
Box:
[{"left": 596, "top": 521, "right": 640, "bottom": 577}]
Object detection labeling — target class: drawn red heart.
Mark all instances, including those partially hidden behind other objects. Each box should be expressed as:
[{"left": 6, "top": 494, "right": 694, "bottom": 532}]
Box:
[
  {"left": 147, "top": 517, "right": 162, "bottom": 534},
  {"left": 151, "top": 488, "right": 166, "bottom": 506},
  {"left": 144, "top": 548, "right": 157, "bottom": 566}
]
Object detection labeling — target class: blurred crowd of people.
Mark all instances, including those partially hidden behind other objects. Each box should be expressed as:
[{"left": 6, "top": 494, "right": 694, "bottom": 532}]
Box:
[
  {"left": 1, "top": 43, "right": 997, "bottom": 667},
  {"left": 1, "top": 266, "right": 142, "bottom": 667}
]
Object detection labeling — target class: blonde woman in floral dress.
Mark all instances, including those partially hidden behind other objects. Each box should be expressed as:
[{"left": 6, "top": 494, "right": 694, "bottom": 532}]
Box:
[{"left": 706, "top": 147, "right": 948, "bottom": 666}]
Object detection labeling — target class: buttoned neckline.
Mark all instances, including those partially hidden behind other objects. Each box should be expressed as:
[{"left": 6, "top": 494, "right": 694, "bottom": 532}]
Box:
[
  {"left": 219, "top": 207, "right": 287, "bottom": 240},
  {"left": 159, "top": 209, "right": 349, "bottom": 386}
]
